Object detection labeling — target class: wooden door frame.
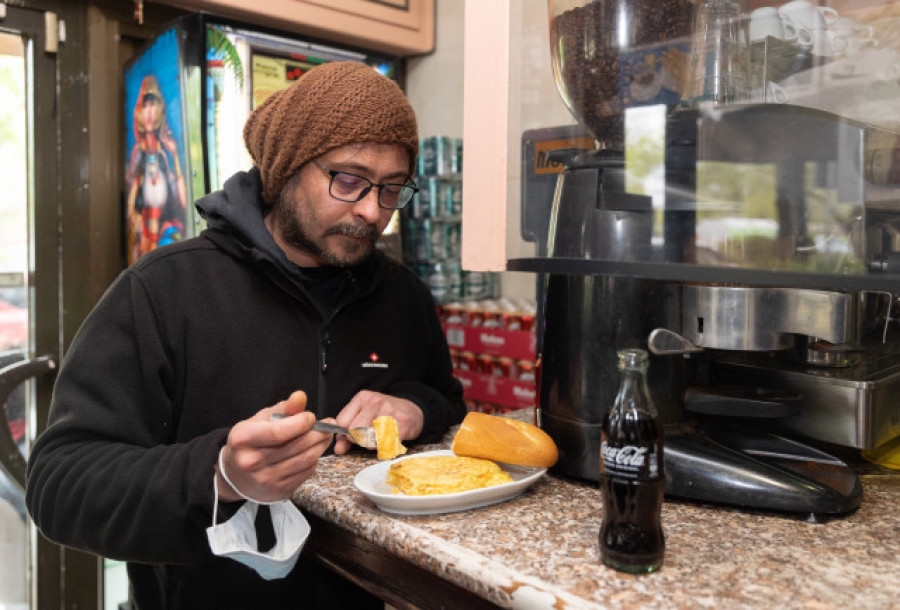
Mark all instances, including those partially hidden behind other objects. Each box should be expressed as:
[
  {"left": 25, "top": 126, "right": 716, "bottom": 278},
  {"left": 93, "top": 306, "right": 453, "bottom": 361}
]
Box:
[
  {"left": 7, "top": 2, "right": 185, "bottom": 607},
  {"left": 4, "top": 3, "right": 97, "bottom": 608}
]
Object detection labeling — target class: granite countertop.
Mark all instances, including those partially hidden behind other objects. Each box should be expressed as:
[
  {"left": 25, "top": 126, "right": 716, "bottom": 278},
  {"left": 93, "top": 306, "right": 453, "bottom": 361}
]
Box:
[{"left": 293, "top": 416, "right": 900, "bottom": 609}]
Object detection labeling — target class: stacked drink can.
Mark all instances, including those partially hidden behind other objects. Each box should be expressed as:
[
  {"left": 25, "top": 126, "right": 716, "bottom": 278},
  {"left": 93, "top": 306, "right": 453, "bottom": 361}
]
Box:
[
  {"left": 401, "top": 136, "right": 500, "bottom": 304},
  {"left": 440, "top": 297, "right": 537, "bottom": 415}
]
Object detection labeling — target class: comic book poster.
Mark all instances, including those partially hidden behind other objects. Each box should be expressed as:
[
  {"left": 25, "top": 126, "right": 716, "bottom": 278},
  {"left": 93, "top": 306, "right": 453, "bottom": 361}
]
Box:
[{"left": 124, "top": 28, "right": 190, "bottom": 265}]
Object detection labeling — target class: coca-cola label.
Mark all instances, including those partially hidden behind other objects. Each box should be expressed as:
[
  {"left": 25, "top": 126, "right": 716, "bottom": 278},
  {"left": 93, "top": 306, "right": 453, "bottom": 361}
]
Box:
[{"left": 601, "top": 440, "right": 661, "bottom": 480}]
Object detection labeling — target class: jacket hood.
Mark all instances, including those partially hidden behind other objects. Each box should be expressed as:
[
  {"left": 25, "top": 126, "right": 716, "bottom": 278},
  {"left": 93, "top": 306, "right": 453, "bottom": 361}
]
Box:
[
  {"left": 194, "top": 167, "right": 285, "bottom": 265},
  {"left": 193, "top": 168, "right": 387, "bottom": 319}
]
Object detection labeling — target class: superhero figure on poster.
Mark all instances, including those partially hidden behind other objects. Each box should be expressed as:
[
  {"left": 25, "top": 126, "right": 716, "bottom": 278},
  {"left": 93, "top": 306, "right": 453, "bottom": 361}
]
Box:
[{"left": 126, "top": 74, "right": 188, "bottom": 261}]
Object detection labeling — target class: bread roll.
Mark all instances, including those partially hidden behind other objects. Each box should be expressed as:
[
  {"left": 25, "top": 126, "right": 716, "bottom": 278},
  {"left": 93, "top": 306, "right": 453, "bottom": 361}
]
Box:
[{"left": 451, "top": 412, "right": 558, "bottom": 468}]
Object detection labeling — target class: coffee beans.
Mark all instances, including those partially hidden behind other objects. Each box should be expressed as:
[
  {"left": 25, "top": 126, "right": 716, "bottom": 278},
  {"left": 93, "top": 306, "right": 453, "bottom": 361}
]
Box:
[{"left": 550, "top": 0, "right": 692, "bottom": 147}]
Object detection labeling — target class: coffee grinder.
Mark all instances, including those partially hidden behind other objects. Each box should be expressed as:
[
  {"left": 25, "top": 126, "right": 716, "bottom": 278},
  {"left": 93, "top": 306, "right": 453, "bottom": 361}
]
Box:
[{"left": 516, "top": 0, "right": 900, "bottom": 517}]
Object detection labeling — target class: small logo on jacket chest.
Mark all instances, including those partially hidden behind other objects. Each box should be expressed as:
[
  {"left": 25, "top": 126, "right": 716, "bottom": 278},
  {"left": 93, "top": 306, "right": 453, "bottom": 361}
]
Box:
[{"left": 361, "top": 352, "right": 389, "bottom": 369}]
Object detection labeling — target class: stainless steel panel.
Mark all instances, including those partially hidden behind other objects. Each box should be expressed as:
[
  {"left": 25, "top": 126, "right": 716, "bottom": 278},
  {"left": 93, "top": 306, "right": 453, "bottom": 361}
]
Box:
[
  {"left": 682, "top": 285, "right": 857, "bottom": 350},
  {"left": 715, "top": 352, "right": 900, "bottom": 449}
]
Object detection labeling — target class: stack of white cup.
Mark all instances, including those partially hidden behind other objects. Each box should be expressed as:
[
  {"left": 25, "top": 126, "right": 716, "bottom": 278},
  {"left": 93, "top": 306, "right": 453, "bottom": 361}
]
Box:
[
  {"left": 747, "top": 1, "right": 881, "bottom": 102},
  {"left": 778, "top": 0, "right": 842, "bottom": 56},
  {"left": 749, "top": 6, "right": 811, "bottom": 47},
  {"left": 829, "top": 16, "right": 876, "bottom": 57},
  {"left": 752, "top": 1, "right": 873, "bottom": 58}
]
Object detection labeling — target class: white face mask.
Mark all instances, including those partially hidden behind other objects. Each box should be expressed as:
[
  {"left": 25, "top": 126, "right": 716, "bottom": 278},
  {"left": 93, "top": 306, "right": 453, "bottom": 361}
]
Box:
[{"left": 206, "top": 474, "right": 311, "bottom": 580}]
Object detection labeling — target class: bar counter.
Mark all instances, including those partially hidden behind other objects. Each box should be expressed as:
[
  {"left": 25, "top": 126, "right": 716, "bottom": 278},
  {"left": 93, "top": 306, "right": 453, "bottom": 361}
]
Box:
[{"left": 292, "top": 414, "right": 900, "bottom": 609}]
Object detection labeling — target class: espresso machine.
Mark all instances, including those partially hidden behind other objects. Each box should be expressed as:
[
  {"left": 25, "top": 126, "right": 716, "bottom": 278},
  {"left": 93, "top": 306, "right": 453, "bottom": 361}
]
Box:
[{"left": 517, "top": 0, "right": 900, "bottom": 517}]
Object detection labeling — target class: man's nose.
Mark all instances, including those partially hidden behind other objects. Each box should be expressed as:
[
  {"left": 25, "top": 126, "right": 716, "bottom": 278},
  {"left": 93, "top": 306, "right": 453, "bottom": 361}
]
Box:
[{"left": 351, "top": 187, "right": 383, "bottom": 223}]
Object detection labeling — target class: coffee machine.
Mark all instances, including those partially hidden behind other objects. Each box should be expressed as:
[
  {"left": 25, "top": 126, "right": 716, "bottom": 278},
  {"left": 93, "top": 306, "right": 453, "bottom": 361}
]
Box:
[{"left": 517, "top": 0, "right": 900, "bottom": 516}]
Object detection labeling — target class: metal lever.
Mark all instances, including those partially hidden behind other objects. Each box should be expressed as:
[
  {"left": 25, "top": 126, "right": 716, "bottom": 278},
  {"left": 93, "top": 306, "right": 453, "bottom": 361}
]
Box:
[
  {"left": 0, "top": 354, "right": 57, "bottom": 489},
  {"left": 647, "top": 328, "right": 704, "bottom": 356}
]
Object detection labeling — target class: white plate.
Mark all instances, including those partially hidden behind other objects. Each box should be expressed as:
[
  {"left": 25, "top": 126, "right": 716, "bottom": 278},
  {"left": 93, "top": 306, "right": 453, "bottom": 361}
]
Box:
[{"left": 353, "top": 450, "right": 547, "bottom": 515}]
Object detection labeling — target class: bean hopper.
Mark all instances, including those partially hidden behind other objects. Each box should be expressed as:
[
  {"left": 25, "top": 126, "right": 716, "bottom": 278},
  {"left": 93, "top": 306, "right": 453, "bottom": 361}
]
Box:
[{"left": 516, "top": 0, "right": 900, "bottom": 517}]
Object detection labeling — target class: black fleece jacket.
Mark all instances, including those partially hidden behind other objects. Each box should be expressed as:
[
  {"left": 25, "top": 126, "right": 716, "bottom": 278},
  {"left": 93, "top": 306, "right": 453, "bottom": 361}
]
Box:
[{"left": 25, "top": 168, "right": 466, "bottom": 609}]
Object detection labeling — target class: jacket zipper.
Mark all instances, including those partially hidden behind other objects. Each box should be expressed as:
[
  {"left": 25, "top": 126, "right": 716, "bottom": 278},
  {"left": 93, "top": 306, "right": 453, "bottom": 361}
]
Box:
[
  {"left": 313, "top": 273, "right": 357, "bottom": 418},
  {"left": 317, "top": 328, "right": 329, "bottom": 417}
]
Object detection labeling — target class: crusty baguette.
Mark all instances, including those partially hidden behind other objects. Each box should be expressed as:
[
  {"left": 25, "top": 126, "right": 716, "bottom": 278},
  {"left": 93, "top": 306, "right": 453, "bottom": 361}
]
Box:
[{"left": 451, "top": 412, "right": 558, "bottom": 468}]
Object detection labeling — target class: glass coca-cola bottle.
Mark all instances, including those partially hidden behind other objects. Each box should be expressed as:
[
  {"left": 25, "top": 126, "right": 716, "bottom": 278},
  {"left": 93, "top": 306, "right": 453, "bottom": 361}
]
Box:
[{"left": 599, "top": 348, "right": 665, "bottom": 573}]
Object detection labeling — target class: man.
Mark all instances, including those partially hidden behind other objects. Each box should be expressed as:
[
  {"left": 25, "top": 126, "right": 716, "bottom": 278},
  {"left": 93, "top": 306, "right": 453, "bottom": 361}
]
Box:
[{"left": 26, "top": 61, "right": 466, "bottom": 609}]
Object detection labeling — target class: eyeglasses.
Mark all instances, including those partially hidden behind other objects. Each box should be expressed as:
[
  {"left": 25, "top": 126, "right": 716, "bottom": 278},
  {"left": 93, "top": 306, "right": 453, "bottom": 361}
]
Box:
[{"left": 312, "top": 160, "right": 418, "bottom": 210}]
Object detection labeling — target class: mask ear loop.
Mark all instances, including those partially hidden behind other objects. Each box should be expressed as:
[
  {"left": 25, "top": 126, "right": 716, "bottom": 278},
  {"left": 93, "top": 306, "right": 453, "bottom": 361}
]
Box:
[
  {"left": 212, "top": 472, "right": 221, "bottom": 527},
  {"left": 217, "top": 446, "right": 280, "bottom": 505}
]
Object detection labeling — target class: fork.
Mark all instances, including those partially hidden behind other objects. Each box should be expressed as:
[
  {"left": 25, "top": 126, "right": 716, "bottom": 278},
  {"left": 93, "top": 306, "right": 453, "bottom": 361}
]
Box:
[{"left": 269, "top": 413, "right": 377, "bottom": 449}]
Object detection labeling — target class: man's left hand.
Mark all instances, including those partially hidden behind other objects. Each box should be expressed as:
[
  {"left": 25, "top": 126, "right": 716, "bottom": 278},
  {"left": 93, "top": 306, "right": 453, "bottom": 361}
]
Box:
[{"left": 332, "top": 390, "right": 423, "bottom": 455}]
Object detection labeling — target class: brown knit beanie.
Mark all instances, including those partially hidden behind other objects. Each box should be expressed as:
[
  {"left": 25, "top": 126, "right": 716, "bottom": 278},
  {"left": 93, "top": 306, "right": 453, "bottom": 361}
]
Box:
[{"left": 243, "top": 61, "right": 419, "bottom": 204}]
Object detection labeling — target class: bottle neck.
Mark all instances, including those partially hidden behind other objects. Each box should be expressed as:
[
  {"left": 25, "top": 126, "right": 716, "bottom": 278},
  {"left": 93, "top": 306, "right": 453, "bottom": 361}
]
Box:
[
  {"left": 620, "top": 365, "right": 648, "bottom": 385},
  {"left": 615, "top": 366, "right": 656, "bottom": 415}
]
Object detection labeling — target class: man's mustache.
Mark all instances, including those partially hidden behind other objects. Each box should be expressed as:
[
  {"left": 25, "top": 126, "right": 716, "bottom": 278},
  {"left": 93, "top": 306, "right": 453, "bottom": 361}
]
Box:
[{"left": 324, "top": 223, "right": 378, "bottom": 241}]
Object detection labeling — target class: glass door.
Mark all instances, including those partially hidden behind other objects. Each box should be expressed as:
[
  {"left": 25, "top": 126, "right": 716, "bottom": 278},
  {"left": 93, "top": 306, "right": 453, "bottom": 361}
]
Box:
[
  {"left": 0, "top": 5, "right": 98, "bottom": 609},
  {"left": 0, "top": 23, "right": 33, "bottom": 610}
]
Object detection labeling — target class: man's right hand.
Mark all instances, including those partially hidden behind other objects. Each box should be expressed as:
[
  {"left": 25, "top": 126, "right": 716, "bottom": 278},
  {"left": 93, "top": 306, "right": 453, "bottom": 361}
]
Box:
[{"left": 216, "top": 390, "right": 332, "bottom": 503}]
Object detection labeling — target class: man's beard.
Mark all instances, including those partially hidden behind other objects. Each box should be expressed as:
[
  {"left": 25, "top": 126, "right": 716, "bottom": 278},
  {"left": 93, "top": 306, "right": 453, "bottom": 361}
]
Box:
[{"left": 275, "top": 188, "right": 379, "bottom": 267}]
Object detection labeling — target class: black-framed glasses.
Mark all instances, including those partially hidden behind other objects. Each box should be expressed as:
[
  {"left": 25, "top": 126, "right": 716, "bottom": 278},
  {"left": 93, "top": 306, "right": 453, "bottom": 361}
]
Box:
[{"left": 312, "top": 160, "right": 418, "bottom": 210}]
